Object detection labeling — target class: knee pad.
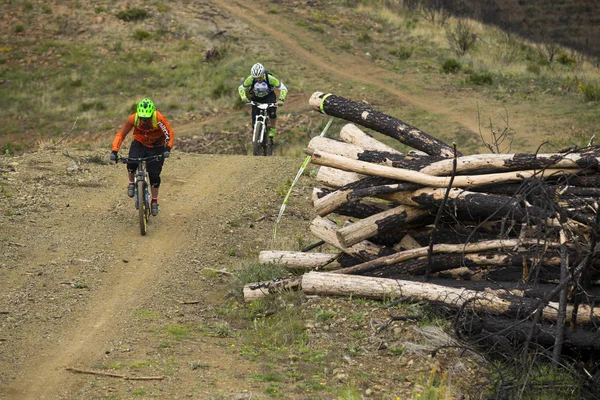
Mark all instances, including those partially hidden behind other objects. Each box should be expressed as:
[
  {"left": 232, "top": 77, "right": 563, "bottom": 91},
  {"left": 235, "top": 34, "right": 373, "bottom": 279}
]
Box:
[{"left": 149, "top": 173, "right": 161, "bottom": 188}]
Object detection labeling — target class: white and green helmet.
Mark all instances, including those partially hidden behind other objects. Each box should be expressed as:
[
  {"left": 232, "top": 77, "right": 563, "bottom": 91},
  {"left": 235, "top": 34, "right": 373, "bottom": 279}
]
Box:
[{"left": 251, "top": 63, "right": 265, "bottom": 78}]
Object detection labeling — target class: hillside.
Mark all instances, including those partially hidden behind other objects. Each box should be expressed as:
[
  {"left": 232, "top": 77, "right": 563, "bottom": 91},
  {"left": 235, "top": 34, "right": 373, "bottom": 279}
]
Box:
[
  {"left": 450, "top": 0, "right": 600, "bottom": 58},
  {"left": 2, "top": 0, "right": 600, "bottom": 399}
]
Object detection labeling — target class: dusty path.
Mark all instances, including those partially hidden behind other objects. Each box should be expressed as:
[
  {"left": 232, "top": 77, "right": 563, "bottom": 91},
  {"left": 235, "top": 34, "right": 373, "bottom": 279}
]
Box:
[
  {"left": 214, "top": 0, "right": 521, "bottom": 139},
  {"left": 0, "top": 151, "right": 306, "bottom": 399}
]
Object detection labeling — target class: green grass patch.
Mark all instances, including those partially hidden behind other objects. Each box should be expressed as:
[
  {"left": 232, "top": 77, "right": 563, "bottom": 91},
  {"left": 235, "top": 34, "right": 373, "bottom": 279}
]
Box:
[{"left": 116, "top": 8, "right": 149, "bottom": 22}]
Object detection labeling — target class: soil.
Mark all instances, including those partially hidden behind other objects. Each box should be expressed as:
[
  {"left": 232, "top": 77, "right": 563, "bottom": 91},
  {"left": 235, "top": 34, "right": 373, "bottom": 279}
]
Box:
[
  {"left": 0, "top": 149, "right": 486, "bottom": 400},
  {"left": 1, "top": 1, "right": 560, "bottom": 399}
]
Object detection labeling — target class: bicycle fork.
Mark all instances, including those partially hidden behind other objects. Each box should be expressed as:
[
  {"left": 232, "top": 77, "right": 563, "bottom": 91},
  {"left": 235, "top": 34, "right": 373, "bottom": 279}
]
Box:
[{"left": 134, "top": 171, "right": 148, "bottom": 210}]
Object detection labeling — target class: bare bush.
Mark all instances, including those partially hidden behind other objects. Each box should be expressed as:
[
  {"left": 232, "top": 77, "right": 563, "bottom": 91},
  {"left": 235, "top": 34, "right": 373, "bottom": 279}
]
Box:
[
  {"left": 446, "top": 18, "right": 477, "bottom": 56},
  {"left": 419, "top": 0, "right": 450, "bottom": 26}
]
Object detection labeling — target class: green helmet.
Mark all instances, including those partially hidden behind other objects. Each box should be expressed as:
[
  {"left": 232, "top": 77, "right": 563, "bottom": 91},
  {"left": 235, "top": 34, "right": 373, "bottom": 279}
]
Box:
[{"left": 137, "top": 98, "right": 155, "bottom": 118}]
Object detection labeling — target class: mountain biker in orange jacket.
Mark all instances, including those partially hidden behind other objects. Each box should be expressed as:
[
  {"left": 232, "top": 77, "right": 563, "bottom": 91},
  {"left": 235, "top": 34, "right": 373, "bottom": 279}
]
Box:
[
  {"left": 110, "top": 98, "right": 174, "bottom": 216},
  {"left": 238, "top": 63, "right": 288, "bottom": 140}
]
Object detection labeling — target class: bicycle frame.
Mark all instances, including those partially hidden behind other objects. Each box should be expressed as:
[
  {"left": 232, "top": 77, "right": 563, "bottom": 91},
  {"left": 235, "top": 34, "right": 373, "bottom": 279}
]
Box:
[
  {"left": 119, "top": 155, "right": 162, "bottom": 235},
  {"left": 249, "top": 102, "right": 277, "bottom": 156}
]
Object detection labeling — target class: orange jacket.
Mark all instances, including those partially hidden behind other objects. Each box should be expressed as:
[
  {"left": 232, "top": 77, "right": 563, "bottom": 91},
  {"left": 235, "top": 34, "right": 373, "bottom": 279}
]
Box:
[{"left": 112, "top": 111, "right": 174, "bottom": 152}]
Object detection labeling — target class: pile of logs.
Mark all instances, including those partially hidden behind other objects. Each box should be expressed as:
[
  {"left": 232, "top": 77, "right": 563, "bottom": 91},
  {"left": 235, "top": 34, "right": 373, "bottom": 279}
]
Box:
[{"left": 251, "top": 92, "right": 600, "bottom": 357}]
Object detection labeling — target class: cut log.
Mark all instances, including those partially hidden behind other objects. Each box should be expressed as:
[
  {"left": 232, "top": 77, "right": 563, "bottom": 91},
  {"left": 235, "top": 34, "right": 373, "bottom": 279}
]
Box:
[
  {"left": 309, "top": 92, "right": 456, "bottom": 158},
  {"left": 410, "top": 187, "right": 551, "bottom": 222},
  {"left": 315, "top": 166, "right": 363, "bottom": 188},
  {"left": 419, "top": 151, "right": 600, "bottom": 176},
  {"left": 313, "top": 188, "right": 394, "bottom": 219},
  {"left": 243, "top": 276, "right": 302, "bottom": 303},
  {"left": 367, "top": 252, "right": 563, "bottom": 279},
  {"left": 308, "top": 136, "right": 434, "bottom": 170},
  {"left": 459, "top": 315, "right": 600, "bottom": 351},
  {"left": 306, "top": 148, "right": 578, "bottom": 188},
  {"left": 335, "top": 205, "right": 432, "bottom": 248},
  {"left": 259, "top": 251, "right": 341, "bottom": 271},
  {"left": 333, "top": 238, "right": 561, "bottom": 275},
  {"left": 309, "top": 216, "right": 392, "bottom": 261},
  {"left": 340, "top": 123, "right": 401, "bottom": 154},
  {"left": 301, "top": 271, "right": 600, "bottom": 325}
]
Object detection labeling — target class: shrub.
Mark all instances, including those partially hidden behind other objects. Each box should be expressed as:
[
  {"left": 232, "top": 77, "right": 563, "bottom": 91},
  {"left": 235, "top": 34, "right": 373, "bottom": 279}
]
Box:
[
  {"left": 389, "top": 46, "right": 412, "bottom": 60},
  {"left": 79, "top": 101, "right": 107, "bottom": 111},
  {"left": 357, "top": 32, "right": 372, "bottom": 43},
  {"left": 441, "top": 58, "right": 461, "bottom": 74},
  {"left": 557, "top": 52, "right": 576, "bottom": 67},
  {"left": 467, "top": 72, "right": 493, "bottom": 85},
  {"left": 116, "top": 8, "right": 149, "bottom": 22},
  {"left": 578, "top": 81, "right": 600, "bottom": 102},
  {"left": 446, "top": 19, "right": 477, "bottom": 56},
  {"left": 526, "top": 64, "right": 541, "bottom": 75},
  {"left": 14, "top": 24, "right": 25, "bottom": 33},
  {"left": 133, "top": 30, "right": 151, "bottom": 41}
]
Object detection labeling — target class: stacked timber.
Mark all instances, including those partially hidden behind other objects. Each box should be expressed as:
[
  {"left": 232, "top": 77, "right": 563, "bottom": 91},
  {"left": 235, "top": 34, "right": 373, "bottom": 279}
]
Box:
[{"left": 253, "top": 92, "right": 600, "bottom": 355}]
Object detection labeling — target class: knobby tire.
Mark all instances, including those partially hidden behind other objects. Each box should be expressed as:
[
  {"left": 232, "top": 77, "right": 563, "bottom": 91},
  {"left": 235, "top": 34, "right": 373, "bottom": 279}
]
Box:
[
  {"left": 137, "top": 179, "right": 147, "bottom": 235},
  {"left": 253, "top": 121, "right": 264, "bottom": 156}
]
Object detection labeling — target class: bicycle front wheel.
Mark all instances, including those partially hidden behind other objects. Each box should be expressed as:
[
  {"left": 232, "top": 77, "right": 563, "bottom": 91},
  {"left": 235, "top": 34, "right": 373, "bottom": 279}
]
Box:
[
  {"left": 137, "top": 180, "right": 147, "bottom": 235},
  {"left": 253, "top": 121, "right": 264, "bottom": 156}
]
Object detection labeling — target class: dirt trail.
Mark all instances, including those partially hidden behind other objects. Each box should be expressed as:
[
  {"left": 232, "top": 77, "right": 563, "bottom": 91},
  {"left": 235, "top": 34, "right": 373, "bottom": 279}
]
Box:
[
  {"left": 0, "top": 151, "right": 305, "bottom": 399},
  {"left": 215, "top": 0, "right": 510, "bottom": 138}
]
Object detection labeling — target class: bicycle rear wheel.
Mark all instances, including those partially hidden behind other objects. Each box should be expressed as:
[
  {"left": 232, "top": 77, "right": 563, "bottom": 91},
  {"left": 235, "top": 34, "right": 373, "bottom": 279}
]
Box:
[{"left": 137, "top": 180, "right": 147, "bottom": 235}]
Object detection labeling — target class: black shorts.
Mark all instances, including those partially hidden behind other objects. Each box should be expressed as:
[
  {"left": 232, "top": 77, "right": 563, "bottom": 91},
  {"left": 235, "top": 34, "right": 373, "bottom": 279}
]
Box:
[{"left": 127, "top": 140, "right": 165, "bottom": 176}]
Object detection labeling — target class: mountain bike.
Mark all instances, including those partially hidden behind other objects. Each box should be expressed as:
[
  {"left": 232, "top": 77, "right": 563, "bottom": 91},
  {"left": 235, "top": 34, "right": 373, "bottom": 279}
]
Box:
[
  {"left": 119, "top": 155, "right": 162, "bottom": 236},
  {"left": 249, "top": 101, "right": 277, "bottom": 156}
]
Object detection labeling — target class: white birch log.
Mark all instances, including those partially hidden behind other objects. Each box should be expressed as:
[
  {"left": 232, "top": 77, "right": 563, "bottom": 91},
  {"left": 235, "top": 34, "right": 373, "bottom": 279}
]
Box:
[
  {"left": 259, "top": 250, "right": 341, "bottom": 271},
  {"left": 315, "top": 166, "right": 363, "bottom": 188},
  {"left": 301, "top": 271, "right": 600, "bottom": 325},
  {"left": 310, "top": 216, "right": 383, "bottom": 261},
  {"left": 420, "top": 153, "right": 600, "bottom": 176},
  {"left": 243, "top": 276, "right": 302, "bottom": 303},
  {"left": 340, "top": 123, "right": 402, "bottom": 154},
  {"left": 307, "top": 148, "right": 577, "bottom": 188},
  {"left": 309, "top": 136, "right": 365, "bottom": 160}
]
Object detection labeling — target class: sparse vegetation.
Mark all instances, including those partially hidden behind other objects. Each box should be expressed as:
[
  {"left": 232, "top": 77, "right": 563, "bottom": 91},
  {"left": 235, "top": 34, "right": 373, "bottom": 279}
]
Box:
[
  {"left": 116, "top": 7, "right": 149, "bottom": 22},
  {"left": 2, "top": 1, "right": 600, "bottom": 398}
]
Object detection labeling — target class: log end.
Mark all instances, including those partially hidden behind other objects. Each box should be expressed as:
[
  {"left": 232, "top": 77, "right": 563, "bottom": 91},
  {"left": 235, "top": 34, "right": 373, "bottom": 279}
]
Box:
[{"left": 309, "top": 92, "right": 327, "bottom": 111}]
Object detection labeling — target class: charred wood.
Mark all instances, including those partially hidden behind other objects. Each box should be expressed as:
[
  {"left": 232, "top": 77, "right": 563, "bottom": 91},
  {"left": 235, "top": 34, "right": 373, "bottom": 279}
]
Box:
[{"left": 309, "top": 92, "right": 457, "bottom": 158}]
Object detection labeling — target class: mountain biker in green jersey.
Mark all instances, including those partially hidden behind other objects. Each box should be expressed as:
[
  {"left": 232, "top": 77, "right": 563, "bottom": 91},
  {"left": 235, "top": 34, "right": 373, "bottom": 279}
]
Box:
[{"left": 238, "top": 63, "right": 288, "bottom": 140}]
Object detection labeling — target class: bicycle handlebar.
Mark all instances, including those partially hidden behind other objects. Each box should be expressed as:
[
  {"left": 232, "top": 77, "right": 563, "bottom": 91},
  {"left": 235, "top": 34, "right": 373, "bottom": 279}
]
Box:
[
  {"left": 119, "top": 154, "right": 163, "bottom": 164},
  {"left": 248, "top": 101, "right": 278, "bottom": 108}
]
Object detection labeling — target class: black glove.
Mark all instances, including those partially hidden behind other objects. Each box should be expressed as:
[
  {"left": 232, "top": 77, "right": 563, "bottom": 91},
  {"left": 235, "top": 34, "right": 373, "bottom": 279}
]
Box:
[
  {"left": 163, "top": 146, "right": 171, "bottom": 159},
  {"left": 110, "top": 151, "right": 118, "bottom": 163}
]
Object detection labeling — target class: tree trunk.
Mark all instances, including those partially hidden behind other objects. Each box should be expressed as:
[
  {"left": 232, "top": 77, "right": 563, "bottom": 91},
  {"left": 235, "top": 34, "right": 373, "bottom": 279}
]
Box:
[
  {"left": 309, "top": 92, "right": 456, "bottom": 158},
  {"left": 301, "top": 271, "right": 600, "bottom": 325},
  {"left": 333, "top": 238, "right": 560, "bottom": 275},
  {"left": 309, "top": 216, "right": 392, "bottom": 261},
  {"left": 306, "top": 148, "right": 576, "bottom": 188},
  {"left": 340, "top": 123, "right": 401, "bottom": 154},
  {"left": 313, "top": 188, "right": 394, "bottom": 219},
  {"left": 459, "top": 315, "right": 600, "bottom": 351},
  {"left": 335, "top": 205, "right": 432, "bottom": 248},
  {"left": 410, "top": 187, "right": 551, "bottom": 222},
  {"left": 315, "top": 166, "right": 363, "bottom": 189},
  {"left": 366, "top": 251, "right": 562, "bottom": 279},
  {"left": 243, "top": 276, "right": 302, "bottom": 303},
  {"left": 419, "top": 151, "right": 600, "bottom": 176},
  {"left": 259, "top": 251, "right": 342, "bottom": 271},
  {"left": 308, "top": 136, "right": 435, "bottom": 170}
]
